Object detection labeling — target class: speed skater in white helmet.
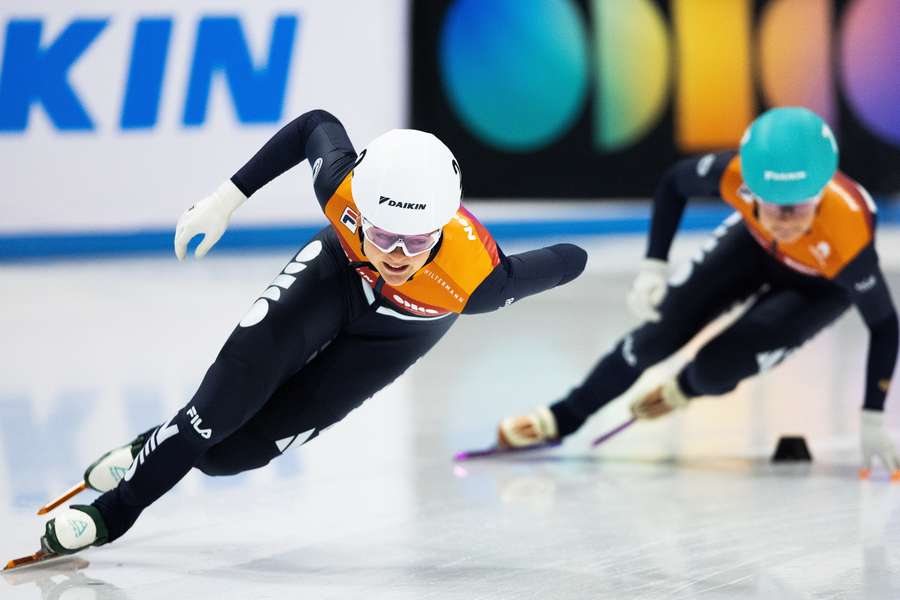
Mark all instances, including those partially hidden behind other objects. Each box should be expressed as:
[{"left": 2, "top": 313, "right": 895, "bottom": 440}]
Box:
[{"left": 21, "top": 109, "right": 587, "bottom": 562}]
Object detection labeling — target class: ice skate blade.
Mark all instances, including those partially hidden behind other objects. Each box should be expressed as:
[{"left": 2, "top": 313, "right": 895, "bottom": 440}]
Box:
[
  {"left": 3, "top": 553, "right": 88, "bottom": 578},
  {"left": 454, "top": 440, "right": 561, "bottom": 461},
  {"left": 3, "top": 551, "right": 64, "bottom": 572},
  {"left": 37, "top": 481, "right": 88, "bottom": 516},
  {"left": 590, "top": 417, "right": 637, "bottom": 448}
]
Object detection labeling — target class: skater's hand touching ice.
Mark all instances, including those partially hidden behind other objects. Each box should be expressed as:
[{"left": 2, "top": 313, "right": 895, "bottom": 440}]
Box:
[
  {"left": 174, "top": 180, "right": 247, "bottom": 260},
  {"left": 627, "top": 259, "right": 668, "bottom": 322},
  {"left": 859, "top": 410, "right": 900, "bottom": 481}
]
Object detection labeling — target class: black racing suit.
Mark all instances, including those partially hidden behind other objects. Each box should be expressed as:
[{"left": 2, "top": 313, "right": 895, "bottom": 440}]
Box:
[
  {"left": 551, "top": 152, "right": 899, "bottom": 437},
  {"left": 91, "top": 111, "right": 587, "bottom": 542}
]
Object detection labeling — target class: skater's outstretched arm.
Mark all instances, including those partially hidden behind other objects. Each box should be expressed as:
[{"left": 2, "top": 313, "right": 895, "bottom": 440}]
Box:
[
  {"left": 462, "top": 243, "right": 587, "bottom": 314},
  {"left": 232, "top": 109, "right": 357, "bottom": 205},
  {"left": 835, "top": 244, "right": 899, "bottom": 412},
  {"left": 174, "top": 110, "right": 356, "bottom": 260},
  {"left": 645, "top": 151, "right": 736, "bottom": 261},
  {"left": 836, "top": 243, "right": 900, "bottom": 475},
  {"left": 627, "top": 151, "right": 736, "bottom": 321}
]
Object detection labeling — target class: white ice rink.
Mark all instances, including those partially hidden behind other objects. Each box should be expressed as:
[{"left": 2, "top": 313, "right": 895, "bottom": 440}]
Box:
[{"left": 2, "top": 229, "right": 900, "bottom": 599}]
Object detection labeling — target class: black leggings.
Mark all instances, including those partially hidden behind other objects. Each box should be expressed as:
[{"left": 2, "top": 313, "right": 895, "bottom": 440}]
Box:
[
  {"left": 94, "top": 227, "right": 455, "bottom": 541},
  {"left": 551, "top": 217, "right": 851, "bottom": 436}
]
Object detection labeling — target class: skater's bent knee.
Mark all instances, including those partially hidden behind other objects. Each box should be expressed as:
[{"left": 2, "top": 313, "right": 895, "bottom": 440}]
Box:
[
  {"left": 195, "top": 461, "right": 241, "bottom": 477},
  {"left": 686, "top": 343, "right": 747, "bottom": 395},
  {"left": 195, "top": 455, "right": 270, "bottom": 477}
]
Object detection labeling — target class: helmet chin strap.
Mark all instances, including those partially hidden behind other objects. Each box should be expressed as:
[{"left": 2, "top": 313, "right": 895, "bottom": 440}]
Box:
[
  {"left": 356, "top": 227, "right": 368, "bottom": 257},
  {"left": 347, "top": 259, "right": 376, "bottom": 270}
]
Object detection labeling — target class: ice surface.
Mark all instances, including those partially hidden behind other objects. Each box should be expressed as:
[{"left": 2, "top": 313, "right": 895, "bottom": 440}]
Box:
[{"left": 2, "top": 232, "right": 899, "bottom": 599}]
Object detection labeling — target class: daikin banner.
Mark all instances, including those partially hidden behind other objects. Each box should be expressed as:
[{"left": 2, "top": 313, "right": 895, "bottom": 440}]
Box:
[{"left": 0, "top": 0, "right": 408, "bottom": 234}]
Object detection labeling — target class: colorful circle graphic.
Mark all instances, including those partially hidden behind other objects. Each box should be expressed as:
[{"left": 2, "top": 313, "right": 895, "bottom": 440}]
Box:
[
  {"left": 840, "top": 0, "right": 900, "bottom": 145},
  {"left": 439, "top": 0, "right": 589, "bottom": 151}
]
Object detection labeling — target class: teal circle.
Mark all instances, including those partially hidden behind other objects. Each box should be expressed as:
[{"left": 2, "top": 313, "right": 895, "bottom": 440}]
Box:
[{"left": 439, "top": 0, "right": 590, "bottom": 151}]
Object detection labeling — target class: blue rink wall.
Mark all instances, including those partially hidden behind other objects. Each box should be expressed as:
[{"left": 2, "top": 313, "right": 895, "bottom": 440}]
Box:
[{"left": 3, "top": 200, "right": 900, "bottom": 261}]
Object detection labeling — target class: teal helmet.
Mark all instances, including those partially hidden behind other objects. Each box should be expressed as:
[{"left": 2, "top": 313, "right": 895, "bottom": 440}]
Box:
[{"left": 739, "top": 107, "right": 838, "bottom": 205}]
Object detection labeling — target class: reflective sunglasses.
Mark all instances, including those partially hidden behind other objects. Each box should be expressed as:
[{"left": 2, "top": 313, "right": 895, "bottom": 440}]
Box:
[{"left": 361, "top": 219, "right": 441, "bottom": 257}]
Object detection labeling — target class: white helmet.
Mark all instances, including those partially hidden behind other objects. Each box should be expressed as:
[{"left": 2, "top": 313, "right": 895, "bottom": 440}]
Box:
[{"left": 351, "top": 129, "right": 462, "bottom": 235}]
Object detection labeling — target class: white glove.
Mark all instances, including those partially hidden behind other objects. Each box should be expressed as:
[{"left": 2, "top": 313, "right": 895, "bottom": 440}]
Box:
[
  {"left": 174, "top": 180, "right": 247, "bottom": 261},
  {"left": 627, "top": 258, "right": 668, "bottom": 322},
  {"left": 860, "top": 410, "right": 900, "bottom": 479}
]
